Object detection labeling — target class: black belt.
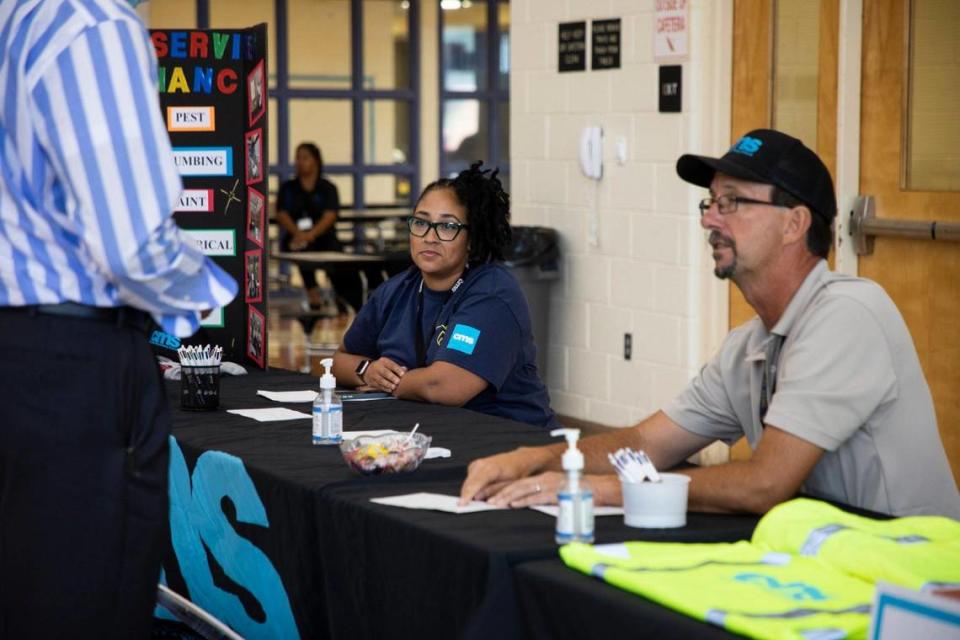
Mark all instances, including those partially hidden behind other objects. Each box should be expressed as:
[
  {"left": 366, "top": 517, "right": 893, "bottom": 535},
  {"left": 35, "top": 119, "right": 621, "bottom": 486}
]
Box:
[{"left": 3, "top": 302, "right": 150, "bottom": 331}]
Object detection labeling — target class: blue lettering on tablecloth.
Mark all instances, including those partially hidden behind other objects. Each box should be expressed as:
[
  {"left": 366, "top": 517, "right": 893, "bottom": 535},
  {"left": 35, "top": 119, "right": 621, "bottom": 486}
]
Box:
[{"left": 165, "top": 437, "right": 299, "bottom": 639}]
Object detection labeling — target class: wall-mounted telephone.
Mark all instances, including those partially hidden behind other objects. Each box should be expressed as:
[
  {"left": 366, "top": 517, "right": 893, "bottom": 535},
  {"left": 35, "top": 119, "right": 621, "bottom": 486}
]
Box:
[{"left": 579, "top": 126, "right": 603, "bottom": 180}]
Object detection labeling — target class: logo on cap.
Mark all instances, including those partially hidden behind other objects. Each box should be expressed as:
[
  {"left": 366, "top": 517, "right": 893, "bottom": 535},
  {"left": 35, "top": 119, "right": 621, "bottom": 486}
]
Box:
[{"left": 731, "top": 136, "right": 763, "bottom": 157}]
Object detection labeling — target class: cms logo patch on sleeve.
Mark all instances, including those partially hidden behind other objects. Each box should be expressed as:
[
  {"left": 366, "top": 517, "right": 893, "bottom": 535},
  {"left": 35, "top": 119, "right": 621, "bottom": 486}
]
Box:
[{"left": 447, "top": 324, "right": 481, "bottom": 355}]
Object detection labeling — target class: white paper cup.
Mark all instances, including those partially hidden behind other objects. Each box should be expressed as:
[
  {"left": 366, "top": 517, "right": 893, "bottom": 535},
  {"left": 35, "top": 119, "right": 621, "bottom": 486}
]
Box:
[{"left": 622, "top": 473, "right": 691, "bottom": 528}]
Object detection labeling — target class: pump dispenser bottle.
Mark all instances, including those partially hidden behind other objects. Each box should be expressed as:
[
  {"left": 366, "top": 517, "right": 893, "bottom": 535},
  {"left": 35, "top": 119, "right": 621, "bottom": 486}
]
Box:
[{"left": 551, "top": 428, "right": 594, "bottom": 543}]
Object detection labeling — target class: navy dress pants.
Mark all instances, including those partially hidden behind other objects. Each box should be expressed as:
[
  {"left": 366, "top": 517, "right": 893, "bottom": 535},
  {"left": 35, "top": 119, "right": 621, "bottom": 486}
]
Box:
[{"left": 0, "top": 310, "right": 170, "bottom": 639}]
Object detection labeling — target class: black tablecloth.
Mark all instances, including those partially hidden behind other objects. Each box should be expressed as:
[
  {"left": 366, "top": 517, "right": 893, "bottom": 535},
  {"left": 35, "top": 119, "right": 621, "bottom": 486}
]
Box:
[
  {"left": 514, "top": 560, "right": 741, "bottom": 640},
  {"left": 168, "top": 369, "right": 555, "bottom": 490},
  {"left": 164, "top": 369, "right": 556, "bottom": 638},
  {"left": 163, "top": 369, "right": 760, "bottom": 639},
  {"left": 317, "top": 481, "right": 758, "bottom": 640}
]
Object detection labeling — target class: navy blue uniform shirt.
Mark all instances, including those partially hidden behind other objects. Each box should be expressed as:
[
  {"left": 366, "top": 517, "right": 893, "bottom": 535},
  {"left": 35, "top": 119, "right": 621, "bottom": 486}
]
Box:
[{"left": 343, "top": 263, "right": 558, "bottom": 428}]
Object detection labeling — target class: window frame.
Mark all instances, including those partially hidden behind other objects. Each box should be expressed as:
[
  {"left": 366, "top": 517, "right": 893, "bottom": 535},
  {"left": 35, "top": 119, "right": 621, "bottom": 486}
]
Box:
[
  {"left": 196, "top": 0, "right": 421, "bottom": 208},
  {"left": 437, "top": 0, "right": 510, "bottom": 181}
]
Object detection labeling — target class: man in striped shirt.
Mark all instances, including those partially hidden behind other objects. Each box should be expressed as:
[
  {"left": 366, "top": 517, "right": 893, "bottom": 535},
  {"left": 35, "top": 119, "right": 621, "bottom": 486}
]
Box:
[{"left": 0, "top": 0, "right": 238, "bottom": 636}]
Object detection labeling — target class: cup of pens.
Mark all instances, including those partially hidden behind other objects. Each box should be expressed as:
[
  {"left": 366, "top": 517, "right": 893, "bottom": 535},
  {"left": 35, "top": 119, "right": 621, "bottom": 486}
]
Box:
[
  {"left": 609, "top": 448, "right": 690, "bottom": 529},
  {"left": 179, "top": 345, "right": 222, "bottom": 411}
]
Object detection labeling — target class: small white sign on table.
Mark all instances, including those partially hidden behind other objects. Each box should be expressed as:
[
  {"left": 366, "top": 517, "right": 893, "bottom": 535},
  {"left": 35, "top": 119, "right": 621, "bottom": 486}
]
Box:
[
  {"left": 654, "top": 0, "right": 689, "bottom": 61},
  {"left": 869, "top": 582, "right": 960, "bottom": 639}
]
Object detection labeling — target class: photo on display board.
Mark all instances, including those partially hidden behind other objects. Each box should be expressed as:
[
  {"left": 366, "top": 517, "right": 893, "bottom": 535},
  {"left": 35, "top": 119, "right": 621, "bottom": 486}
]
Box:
[
  {"left": 247, "top": 59, "right": 265, "bottom": 127},
  {"left": 247, "top": 305, "right": 265, "bottom": 368},
  {"left": 246, "top": 187, "right": 265, "bottom": 247},
  {"left": 245, "top": 128, "right": 263, "bottom": 185},
  {"left": 245, "top": 249, "right": 263, "bottom": 303}
]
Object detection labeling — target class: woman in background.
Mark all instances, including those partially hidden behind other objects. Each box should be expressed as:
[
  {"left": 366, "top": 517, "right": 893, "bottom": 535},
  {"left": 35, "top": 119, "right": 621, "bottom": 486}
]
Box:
[{"left": 276, "top": 142, "right": 369, "bottom": 313}]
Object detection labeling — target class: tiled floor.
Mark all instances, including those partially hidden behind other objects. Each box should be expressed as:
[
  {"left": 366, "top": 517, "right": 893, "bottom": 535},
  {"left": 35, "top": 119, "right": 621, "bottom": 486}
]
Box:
[{"left": 267, "top": 303, "right": 354, "bottom": 375}]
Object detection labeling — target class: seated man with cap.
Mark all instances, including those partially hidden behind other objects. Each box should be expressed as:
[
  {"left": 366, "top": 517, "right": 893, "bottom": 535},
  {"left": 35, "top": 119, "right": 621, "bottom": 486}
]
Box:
[{"left": 459, "top": 129, "right": 960, "bottom": 518}]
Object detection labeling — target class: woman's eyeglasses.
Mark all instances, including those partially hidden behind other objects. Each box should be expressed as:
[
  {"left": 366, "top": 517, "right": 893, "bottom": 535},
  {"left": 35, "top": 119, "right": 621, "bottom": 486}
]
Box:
[{"left": 406, "top": 216, "right": 470, "bottom": 241}]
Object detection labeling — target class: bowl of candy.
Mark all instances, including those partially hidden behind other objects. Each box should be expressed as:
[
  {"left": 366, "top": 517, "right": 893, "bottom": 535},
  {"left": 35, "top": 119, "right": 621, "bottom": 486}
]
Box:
[{"left": 340, "top": 432, "right": 432, "bottom": 475}]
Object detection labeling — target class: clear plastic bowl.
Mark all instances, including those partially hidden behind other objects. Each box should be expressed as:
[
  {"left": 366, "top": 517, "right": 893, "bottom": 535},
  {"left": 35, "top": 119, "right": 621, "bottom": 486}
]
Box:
[{"left": 340, "top": 432, "right": 432, "bottom": 475}]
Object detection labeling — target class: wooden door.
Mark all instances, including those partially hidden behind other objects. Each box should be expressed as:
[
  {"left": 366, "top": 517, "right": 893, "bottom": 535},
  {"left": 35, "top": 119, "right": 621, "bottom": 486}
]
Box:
[
  {"left": 730, "top": 0, "right": 838, "bottom": 328},
  {"left": 860, "top": 0, "right": 960, "bottom": 483},
  {"left": 728, "top": 0, "right": 839, "bottom": 459},
  {"left": 729, "top": 0, "right": 960, "bottom": 479}
]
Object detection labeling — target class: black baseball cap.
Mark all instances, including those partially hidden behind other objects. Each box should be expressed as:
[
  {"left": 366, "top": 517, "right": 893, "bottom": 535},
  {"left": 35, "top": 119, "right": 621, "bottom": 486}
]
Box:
[{"left": 676, "top": 129, "right": 836, "bottom": 223}]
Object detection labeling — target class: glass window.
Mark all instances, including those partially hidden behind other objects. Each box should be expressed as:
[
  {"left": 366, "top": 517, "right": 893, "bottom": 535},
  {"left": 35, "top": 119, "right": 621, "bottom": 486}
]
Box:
[
  {"left": 772, "top": 0, "right": 820, "bottom": 152},
  {"left": 363, "top": 0, "right": 411, "bottom": 90},
  {"left": 288, "top": 0, "right": 352, "bottom": 89},
  {"left": 363, "top": 100, "right": 411, "bottom": 165},
  {"left": 209, "top": 0, "right": 277, "bottom": 88},
  {"left": 289, "top": 99, "right": 353, "bottom": 166},
  {"left": 498, "top": 1, "right": 510, "bottom": 91},
  {"left": 147, "top": 0, "right": 197, "bottom": 28},
  {"left": 364, "top": 174, "right": 413, "bottom": 206},
  {"left": 256, "top": 0, "right": 419, "bottom": 209},
  {"left": 442, "top": 1, "right": 488, "bottom": 91},
  {"left": 443, "top": 99, "right": 488, "bottom": 169},
  {"left": 326, "top": 174, "right": 355, "bottom": 208},
  {"left": 268, "top": 98, "right": 278, "bottom": 174},
  {"left": 906, "top": 0, "right": 960, "bottom": 191},
  {"left": 496, "top": 100, "right": 509, "bottom": 168}
]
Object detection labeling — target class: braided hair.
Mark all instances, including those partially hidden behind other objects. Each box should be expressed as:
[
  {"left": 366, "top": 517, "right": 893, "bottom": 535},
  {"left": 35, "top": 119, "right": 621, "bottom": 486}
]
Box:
[{"left": 416, "top": 162, "right": 512, "bottom": 265}]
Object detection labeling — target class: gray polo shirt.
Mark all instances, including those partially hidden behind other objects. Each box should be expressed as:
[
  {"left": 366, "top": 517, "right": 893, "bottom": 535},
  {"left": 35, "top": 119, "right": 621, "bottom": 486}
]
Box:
[{"left": 665, "top": 260, "right": 960, "bottom": 518}]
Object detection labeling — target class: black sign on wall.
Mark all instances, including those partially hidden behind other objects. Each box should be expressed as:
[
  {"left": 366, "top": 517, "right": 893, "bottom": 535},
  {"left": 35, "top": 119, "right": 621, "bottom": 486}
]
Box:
[
  {"left": 558, "top": 21, "right": 587, "bottom": 72},
  {"left": 591, "top": 19, "right": 621, "bottom": 70},
  {"left": 659, "top": 65, "right": 682, "bottom": 113},
  {"left": 151, "top": 24, "right": 269, "bottom": 369}
]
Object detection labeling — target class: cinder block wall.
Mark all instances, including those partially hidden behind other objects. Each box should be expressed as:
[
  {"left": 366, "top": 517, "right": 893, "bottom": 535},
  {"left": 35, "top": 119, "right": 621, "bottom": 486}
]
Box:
[{"left": 510, "top": 0, "right": 732, "bottom": 428}]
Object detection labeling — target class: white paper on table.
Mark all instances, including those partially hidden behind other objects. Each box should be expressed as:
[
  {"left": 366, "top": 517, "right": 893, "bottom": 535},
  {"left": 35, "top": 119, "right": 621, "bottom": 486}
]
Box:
[
  {"left": 530, "top": 505, "right": 625, "bottom": 517},
  {"left": 256, "top": 389, "right": 318, "bottom": 403},
  {"left": 227, "top": 408, "right": 313, "bottom": 422},
  {"left": 425, "top": 447, "right": 451, "bottom": 459},
  {"left": 370, "top": 492, "right": 504, "bottom": 514}
]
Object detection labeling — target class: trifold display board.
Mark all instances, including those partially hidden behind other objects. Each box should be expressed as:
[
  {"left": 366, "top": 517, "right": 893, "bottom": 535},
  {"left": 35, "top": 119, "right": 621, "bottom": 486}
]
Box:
[{"left": 150, "top": 25, "right": 269, "bottom": 369}]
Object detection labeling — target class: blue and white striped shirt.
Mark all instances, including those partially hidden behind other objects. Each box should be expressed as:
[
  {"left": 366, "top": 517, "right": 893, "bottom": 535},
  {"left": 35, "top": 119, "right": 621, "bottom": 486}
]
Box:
[{"left": 0, "top": 0, "right": 237, "bottom": 337}]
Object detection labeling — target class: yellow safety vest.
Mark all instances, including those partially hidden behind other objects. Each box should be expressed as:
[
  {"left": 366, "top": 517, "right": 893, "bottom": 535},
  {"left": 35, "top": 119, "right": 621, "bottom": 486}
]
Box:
[
  {"left": 753, "top": 498, "right": 960, "bottom": 591},
  {"left": 560, "top": 498, "right": 960, "bottom": 639},
  {"left": 561, "top": 540, "right": 874, "bottom": 640}
]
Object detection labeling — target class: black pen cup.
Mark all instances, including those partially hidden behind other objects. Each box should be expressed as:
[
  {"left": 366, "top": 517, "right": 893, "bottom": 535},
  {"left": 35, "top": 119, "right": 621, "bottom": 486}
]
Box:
[{"left": 180, "top": 365, "right": 221, "bottom": 411}]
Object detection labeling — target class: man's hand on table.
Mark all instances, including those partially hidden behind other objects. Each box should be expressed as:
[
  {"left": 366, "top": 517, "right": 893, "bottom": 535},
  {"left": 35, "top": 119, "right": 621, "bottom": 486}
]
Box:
[
  {"left": 459, "top": 446, "right": 556, "bottom": 505},
  {"left": 481, "top": 472, "right": 623, "bottom": 508}
]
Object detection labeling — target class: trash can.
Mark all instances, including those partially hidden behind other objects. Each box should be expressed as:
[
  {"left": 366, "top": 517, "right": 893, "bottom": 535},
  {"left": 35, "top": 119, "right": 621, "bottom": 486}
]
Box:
[{"left": 503, "top": 226, "right": 560, "bottom": 379}]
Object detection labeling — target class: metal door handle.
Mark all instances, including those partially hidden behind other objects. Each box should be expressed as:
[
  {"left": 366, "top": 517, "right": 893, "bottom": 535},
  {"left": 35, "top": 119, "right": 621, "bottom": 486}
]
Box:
[{"left": 850, "top": 195, "right": 960, "bottom": 255}]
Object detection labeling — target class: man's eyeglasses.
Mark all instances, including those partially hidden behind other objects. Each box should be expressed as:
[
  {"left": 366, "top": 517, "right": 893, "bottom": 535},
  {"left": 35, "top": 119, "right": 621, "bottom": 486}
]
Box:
[
  {"left": 406, "top": 216, "right": 470, "bottom": 241},
  {"left": 698, "top": 195, "right": 785, "bottom": 216}
]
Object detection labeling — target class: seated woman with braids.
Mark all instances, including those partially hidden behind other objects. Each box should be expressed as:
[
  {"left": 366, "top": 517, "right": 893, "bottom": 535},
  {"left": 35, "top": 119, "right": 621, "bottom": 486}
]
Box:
[{"left": 332, "top": 163, "right": 559, "bottom": 428}]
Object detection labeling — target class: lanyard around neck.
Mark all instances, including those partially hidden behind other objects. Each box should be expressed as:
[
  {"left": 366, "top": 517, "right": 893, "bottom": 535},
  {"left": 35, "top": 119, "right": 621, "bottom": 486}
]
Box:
[
  {"left": 759, "top": 334, "right": 786, "bottom": 426},
  {"left": 414, "top": 276, "right": 464, "bottom": 368}
]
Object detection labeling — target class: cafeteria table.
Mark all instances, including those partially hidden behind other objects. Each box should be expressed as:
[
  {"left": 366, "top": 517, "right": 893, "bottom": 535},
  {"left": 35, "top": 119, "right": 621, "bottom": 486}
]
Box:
[{"left": 162, "top": 368, "right": 760, "bottom": 639}]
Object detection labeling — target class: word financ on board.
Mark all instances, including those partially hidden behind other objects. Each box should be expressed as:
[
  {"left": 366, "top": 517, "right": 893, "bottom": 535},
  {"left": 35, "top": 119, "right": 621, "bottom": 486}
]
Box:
[{"left": 152, "top": 31, "right": 258, "bottom": 95}]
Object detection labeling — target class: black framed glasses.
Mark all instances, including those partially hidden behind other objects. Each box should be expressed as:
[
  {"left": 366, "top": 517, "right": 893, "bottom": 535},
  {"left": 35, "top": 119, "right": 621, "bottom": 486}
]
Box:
[
  {"left": 698, "top": 195, "right": 785, "bottom": 216},
  {"left": 406, "top": 216, "right": 470, "bottom": 241}
]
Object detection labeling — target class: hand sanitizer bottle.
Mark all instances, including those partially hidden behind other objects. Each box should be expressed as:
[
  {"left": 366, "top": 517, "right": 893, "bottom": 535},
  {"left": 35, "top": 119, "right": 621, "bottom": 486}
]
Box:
[
  {"left": 551, "top": 428, "right": 594, "bottom": 544},
  {"left": 313, "top": 358, "right": 342, "bottom": 445}
]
